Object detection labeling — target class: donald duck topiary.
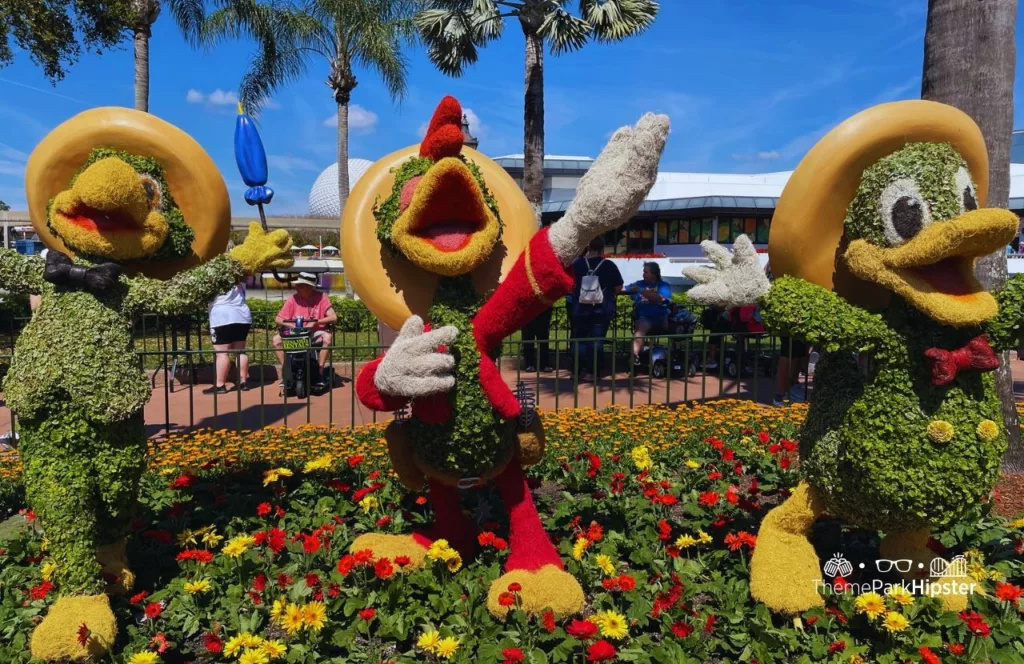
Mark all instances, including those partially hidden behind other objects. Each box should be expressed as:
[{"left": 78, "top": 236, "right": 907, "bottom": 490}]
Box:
[
  {"left": 342, "top": 96, "right": 669, "bottom": 617},
  {"left": 684, "top": 100, "right": 1024, "bottom": 616},
  {"left": 8, "top": 107, "right": 294, "bottom": 661}
]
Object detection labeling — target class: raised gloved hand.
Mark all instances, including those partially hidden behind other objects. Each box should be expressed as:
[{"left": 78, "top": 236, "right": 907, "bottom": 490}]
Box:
[
  {"left": 230, "top": 221, "right": 294, "bottom": 274},
  {"left": 682, "top": 235, "right": 770, "bottom": 308},
  {"left": 548, "top": 113, "right": 671, "bottom": 265},
  {"left": 375, "top": 315, "right": 459, "bottom": 399}
]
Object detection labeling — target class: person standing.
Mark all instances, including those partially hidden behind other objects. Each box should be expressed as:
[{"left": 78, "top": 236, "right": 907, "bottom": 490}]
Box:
[
  {"left": 572, "top": 237, "right": 624, "bottom": 380},
  {"left": 206, "top": 282, "right": 252, "bottom": 394},
  {"left": 520, "top": 305, "right": 554, "bottom": 373}
]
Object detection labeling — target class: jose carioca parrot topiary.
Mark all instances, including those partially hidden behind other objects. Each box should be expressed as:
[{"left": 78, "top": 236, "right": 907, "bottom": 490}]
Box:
[
  {"left": 683, "top": 100, "right": 1024, "bottom": 616},
  {"left": 345, "top": 96, "right": 669, "bottom": 618},
  {"left": 8, "top": 107, "right": 294, "bottom": 661}
]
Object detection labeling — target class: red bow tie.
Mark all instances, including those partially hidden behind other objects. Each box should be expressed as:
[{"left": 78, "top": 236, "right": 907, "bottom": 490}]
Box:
[{"left": 924, "top": 335, "right": 999, "bottom": 386}]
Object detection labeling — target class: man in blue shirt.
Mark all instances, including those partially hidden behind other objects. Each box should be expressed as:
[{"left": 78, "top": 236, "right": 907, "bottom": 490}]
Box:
[
  {"left": 572, "top": 238, "right": 624, "bottom": 379},
  {"left": 625, "top": 262, "right": 672, "bottom": 363}
]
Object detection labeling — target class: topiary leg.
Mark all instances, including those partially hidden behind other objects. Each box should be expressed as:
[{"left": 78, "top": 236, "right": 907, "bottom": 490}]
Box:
[
  {"left": 749, "top": 481, "right": 827, "bottom": 615},
  {"left": 879, "top": 529, "right": 978, "bottom": 612}
]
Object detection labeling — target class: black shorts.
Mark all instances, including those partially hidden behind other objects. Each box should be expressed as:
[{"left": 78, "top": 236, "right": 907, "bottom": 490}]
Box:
[
  {"left": 778, "top": 336, "right": 808, "bottom": 358},
  {"left": 211, "top": 323, "right": 251, "bottom": 345}
]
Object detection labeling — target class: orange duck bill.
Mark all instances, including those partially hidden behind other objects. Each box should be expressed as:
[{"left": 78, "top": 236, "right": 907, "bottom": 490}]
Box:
[{"left": 391, "top": 157, "right": 500, "bottom": 277}]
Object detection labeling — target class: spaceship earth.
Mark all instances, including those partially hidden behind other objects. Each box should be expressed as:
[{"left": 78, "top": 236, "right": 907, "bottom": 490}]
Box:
[{"left": 308, "top": 159, "right": 375, "bottom": 217}]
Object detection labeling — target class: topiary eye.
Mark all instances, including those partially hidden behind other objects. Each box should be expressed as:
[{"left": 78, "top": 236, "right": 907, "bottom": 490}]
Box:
[
  {"left": 956, "top": 167, "right": 977, "bottom": 212},
  {"left": 138, "top": 174, "right": 163, "bottom": 211},
  {"left": 879, "top": 178, "right": 932, "bottom": 246}
]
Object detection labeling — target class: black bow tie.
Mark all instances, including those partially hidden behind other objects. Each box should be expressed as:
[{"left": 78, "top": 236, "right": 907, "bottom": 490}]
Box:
[{"left": 43, "top": 250, "right": 122, "bottom": 294}]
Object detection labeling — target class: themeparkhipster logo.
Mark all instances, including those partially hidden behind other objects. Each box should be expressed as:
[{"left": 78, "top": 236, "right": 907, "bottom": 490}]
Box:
[{"left": 816, "top": 553, "right": 979, "bottom": 597}]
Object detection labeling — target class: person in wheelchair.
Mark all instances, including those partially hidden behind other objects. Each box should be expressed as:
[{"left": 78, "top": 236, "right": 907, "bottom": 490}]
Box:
[
  {"left": 625, "top": 262, "right": 672, "bottom": 365},
  {"left": 272, "top": 272, "right": 338, "bottom": 383}
]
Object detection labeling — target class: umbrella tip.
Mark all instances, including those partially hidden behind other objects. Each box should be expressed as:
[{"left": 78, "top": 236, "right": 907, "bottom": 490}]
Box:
[{"left": 237, "top": 101, "right": 244, "bottom": 115}]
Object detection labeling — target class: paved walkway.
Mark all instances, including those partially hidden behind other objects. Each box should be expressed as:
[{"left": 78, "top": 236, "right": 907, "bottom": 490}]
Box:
[{"left": 3, "top": 356, "right": 1024, "bottom": 439}]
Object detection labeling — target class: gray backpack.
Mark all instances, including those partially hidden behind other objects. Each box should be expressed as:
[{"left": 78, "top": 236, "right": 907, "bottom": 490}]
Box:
[{"left": 578, "top": 258, "right": 607, "bottom": 305}]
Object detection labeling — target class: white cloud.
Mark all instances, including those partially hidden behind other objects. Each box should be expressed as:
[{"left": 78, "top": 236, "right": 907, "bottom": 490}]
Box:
[
  {"left": 186, "top": 89, "right": 205, "bottom": 104},
  {"left": 0, "top": 160, "right": 25, "bottom": 177},
  {"left": 731, "top": 150, "right": 781, "bottom": 162},
  {"left": 416, "top": 106, "right": 486, "bottom": 140},
  {"left": 323, "top": 104, "right": 378, "bottom": 134},
  {"left": 208, "top": 89, "right": 239, "bottom": 106},
  {"left": 757, "top": 150, "right": 781, "bottom": 161},
  {"left": 266, "top": 155, "right": 318, "bottom": 175}
]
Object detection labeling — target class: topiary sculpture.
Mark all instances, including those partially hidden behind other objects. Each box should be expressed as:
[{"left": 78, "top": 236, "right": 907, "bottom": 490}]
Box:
[
  {"left": 9, "top": 107, "right": 294, "bottom": 661},
  {"left": 342, "top": 96, "right": 669, "bottom": 618},
  {"left": 683, "top": 100, "right": 1024, "bottom": 616}
]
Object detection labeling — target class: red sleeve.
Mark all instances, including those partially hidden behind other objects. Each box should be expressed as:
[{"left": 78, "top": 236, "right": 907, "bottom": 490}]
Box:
[
  {"left": 278, "top": 297, "right": 295, "bottom": 320},
  {"left": 355, "top": 357, "right": 410, "bottom": 412},
  {"left": 472, "top": 227, "right": 574, "bottom": 355}
]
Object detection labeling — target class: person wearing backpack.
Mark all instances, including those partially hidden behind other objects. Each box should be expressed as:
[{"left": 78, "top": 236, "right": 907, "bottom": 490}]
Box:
[{"left": 572, "top": 237, "right": 624, "bottom": 380}]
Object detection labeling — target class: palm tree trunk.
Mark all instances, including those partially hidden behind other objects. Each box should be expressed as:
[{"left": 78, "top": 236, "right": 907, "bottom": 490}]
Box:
[
  {"left": 336, "top": 100, "right": 355, "bottom": 298},
  {"left": 922, "top": 0, "right": 1022, "bottom": 471},
  {"left": 134, "top": 27, "right": 150, "bottom": 112},
  {"left": 522, "top": 28, "right": 545, "bottom": 226}
]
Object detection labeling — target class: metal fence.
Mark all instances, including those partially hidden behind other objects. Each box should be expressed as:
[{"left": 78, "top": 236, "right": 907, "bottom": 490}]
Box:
[{"left": 0, "top": 320, "right": 813, "bottom": 441}]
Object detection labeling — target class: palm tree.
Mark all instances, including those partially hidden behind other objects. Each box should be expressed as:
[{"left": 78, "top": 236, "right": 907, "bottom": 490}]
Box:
[
  {"left": 921, "top": 0, "right": 1022, "bottom": 471},
  {"left": 130, "top": 0, "right": 205, "bottom": 112},
  {"left": 415, "top": 1, "right": 659, "bottom": 221},
  {"left": 205, "top": 0, "right": 420, "bottom": 218}
]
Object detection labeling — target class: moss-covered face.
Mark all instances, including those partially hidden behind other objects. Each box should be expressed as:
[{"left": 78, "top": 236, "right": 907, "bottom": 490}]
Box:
[
  {"left": 48, "top": 149, "right": 195, "bottom": 263},
  {"left": 843, "top": 143, "right": 1018, "bottom": 326},
  {"left": 374, "top": 155, "right": 502, "bottom": 277}
]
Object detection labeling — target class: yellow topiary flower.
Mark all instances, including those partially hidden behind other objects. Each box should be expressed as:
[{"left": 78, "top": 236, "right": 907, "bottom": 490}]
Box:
[
  {"left": 977, "top": 419, "right": 999, "bottom": 442},
  {"left": 927, "top": 420, "right": 955, "bottom": 443},
  {"left": 882, "top": 611, "right": 909, "bottom": 633}
]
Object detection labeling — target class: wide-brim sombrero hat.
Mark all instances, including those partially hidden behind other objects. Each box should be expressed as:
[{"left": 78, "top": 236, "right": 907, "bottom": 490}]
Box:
[{"left": 25, "top": 107, "right": 231, "bottom": 280}]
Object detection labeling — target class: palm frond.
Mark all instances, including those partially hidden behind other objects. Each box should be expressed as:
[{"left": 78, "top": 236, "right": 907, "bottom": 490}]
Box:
[
  {"left": 415, "top": 6, "right": 495, "bottom": 76},
  {"left": 239, "top": 36, "right": 309, "bottom": 118},
  {"left": 578, "top": 0, "right": 658, "bottom": 42},
  {"left": 539, "top": 7, "right": 591, "bottom": 54},
  {"left": 167, "top": 0, "right": 206, "bottom": 44}
]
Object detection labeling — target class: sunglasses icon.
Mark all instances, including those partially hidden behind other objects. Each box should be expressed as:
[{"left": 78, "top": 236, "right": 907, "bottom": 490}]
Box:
[{"left": 876, "top": 559, "right": 912, "bottom": 573}]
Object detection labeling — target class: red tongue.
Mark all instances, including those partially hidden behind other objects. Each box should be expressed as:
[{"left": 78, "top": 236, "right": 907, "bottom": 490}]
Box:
[
  {"left": 911, "top": 257, "right": 976, "bottom": 295},
  {"left": 420, "top": 223, "right": 473, "bottom": 251}
]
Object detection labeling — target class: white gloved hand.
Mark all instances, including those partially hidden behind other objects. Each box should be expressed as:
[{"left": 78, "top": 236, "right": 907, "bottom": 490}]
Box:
[
  {"left": 548, "top": 113, "right": 671, "bottom": 265},
  {"left": 682, "top": 235, "right": 770, "bottom": 308},
  {"left": 374, "top": 315, "right": 459, "bottom": 399}
]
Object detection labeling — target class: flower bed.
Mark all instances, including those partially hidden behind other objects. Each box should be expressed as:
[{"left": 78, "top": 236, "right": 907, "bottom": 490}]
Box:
[{"left": 0, "top": 401, "right": 1022, "bottom": 663}]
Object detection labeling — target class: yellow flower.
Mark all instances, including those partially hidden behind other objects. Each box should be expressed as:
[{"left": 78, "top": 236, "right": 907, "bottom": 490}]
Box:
[
  {"left": 417, "top": 630, "right": 441, "bottom": 652},
  {"left": 427, "top": 539, "right": 453, "bottom": 561},
  {"left": 40, "top": 560, "right": 57, "bottom": 582},
  {"left": 927, "top": 420, "right": 955, "bottom": 443},
  {"left": 270, "top": 598, "right": 287, "bottom": 622},
  {"left": 630, "top": 445, "right": 652, "bottom": 470},
  {"left": 886, "top": 584, "right": 914, "bottom": 606},
  {"left": 854, "top": 592, "right": 886, "bottom": 619},
  {"left": 882, "top": 611, "right": 909, "bottom": 633},
  {"left": 239, "top": 649, "right": 270, "bottom": 664},
  {"left": 675, "top": 534, "right": 698, "bottom": 548},
  {"left": 303, "top": 454, "right": 334, "bottom": 473},
  {"left": 572, "top": 536, "right": 590, "bottom": 561},
  {"left": 40, "top": 537, "right": 49, "bottom": 552},
  {"left": 977, "top": 419, "right": 1000, "bottom": 442},
  {"left": 359, "top": 495, "right": 378, "bottom": 513},
  {"left": 1009, "top": 516, "right": 1024, "bottom": 529},
  {"left": 201, "top": 530, "right": 224, "bottom": 547},
  {"left": 239, "top": 633, "right": 263, "bottom": 648},
  {"left": 222, "top": 535, "right": 256, "bottom": 557},
  {"left": 435, "top": 636, "right": 460, "bottom": 659},
  {"left": 184, "top": 579, "right": 212, "bottom": 594},
  {"left": 848, "top": 656, "right": 866, "bottom": 664},
  {"left": 594, "top": 610, "right": 629, "bottom": 640},
  {"left": 445, "top": 553, "right": 463, "bottom": 573},
  {"left": 685, "top": 460, "right": 700, "bottom": 469},
  {"left": 595, "top": 554, "right": 616, "bottom": 576},
  {"left": 224, "top": 635, "right": 246, "bottom": 657},
  {"left": 127, "top": 653, "right": 160, "bottom": 664},
  {"left": 302, "top": 601, "right": 327, "bottom": 631},
  {"left": 261, "top": 640, "right": 287, "bottom": 659},
  {"left": 697, "top": 530, "right": 713, "bottom": 544},
  {"left": 262, "top": 467, "right": 293, "bottom": 486},
  {"left": 281, "top": 604, "right": 305, "bottom": 634},
  {"left": 176, "top": 529, "right": 198, "bottom": 547}
]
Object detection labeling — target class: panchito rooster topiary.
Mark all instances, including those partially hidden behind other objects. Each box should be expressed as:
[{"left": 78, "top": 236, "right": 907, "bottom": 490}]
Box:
[
  {"left": 683, "top": 100, "right": 1024, "bottom": 616},
  {"left": 343, "top": 96, "right": 669, "bottom": 617}
]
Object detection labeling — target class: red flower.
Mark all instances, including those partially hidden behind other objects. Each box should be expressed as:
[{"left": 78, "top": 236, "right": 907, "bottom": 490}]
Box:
[
  {"left": 724, "top": 531, "right": 757, "bottom": 551},
  {"left": 358, "top": 608, "right": 376, "bottom": 621},
  {"left": 395, "top": 555, "right": 411, "bottom": 567},
  {"left": 602, "top": 577, "right": 620, "bottom": 592},
  {"left": 169, "top": 474, "right": 194, "bottom": 490},
  {"left": 698, "top": 491, "right": 720, "bottom": 507},
  {"left": 702, "top": 615, "right": 716, "bottom": 634},
  {"left": 29, "top": 580, "right": 53, "bottom": 600},
  {"left": 493, "top": 537, "right": 508, "bottom": 551},
  {"left": 779, "top": 458, "right": 792, "bottom": 470},
  {"left": 757, "top": 431, "right": 770, "bottom": 444},
  {"left": 618, "top": 575, "right": 636, "bottom": 591},
  {"left": 833, "top": 576, "right": 850, "bottom": 592},
  {"left": 725, "top": 488, "right": 739, "bottom": 505},
  {"left": 76, "top": 623, "right": 90, "bottom": 647},
  {"left": 501, "top": 648, "right": 525, "bottom": 663},
  {"left": 657, "top": 519, "right": 672, "bottom": 542},
  {"left": 919, "top": 646, "right": 940, "bottom": 664},
  {"left": 768, "top": 444, "right": 781, "bottom": 454},
  {"left": 670, "top": 621, "right": 693, "bottom": 638},
  {"left": 376, "top": 515, "right": 392, "bottom": 527},
  {"left": 144, "top": 602, "right": 163, "bottom": 620},
  {"left": 947, "top": 643, "right": 965, "bottom": 656},
  {"left": 353, "top": 549, "right": 375, "bottom": 565},
  {"left": 657, "top": 494, "right": 679, "bottom": 506},
  {"left": 478, "top": 531, "right": 496, "bottom": 547},
  {"left": 584, "top": 452, "right": 601, "bottom": 477},
  {"left": 253, "top": 573, "right": 268, "bottom": 592},
  {"left": 804, "top": 615, "right": 818, "bottom": 626},
  {"left": 415, "top": 496, "right": 428, "bottom": 506},
  {"left": 586, "top": 523, "right": 604, "bottom": 542},
  {"left": 567, "top": 619, "right": 599, "bottom": 640},
  {"left": 301, "top": 534, "right": 322, "bottom": 555},
  {"left": 994, "top": 581, "right": 1023, "bottom": 605},
  {"left": 827, "top": 640, "right": 846, "bottom": 655},
  {"left": 256, "top": 502, "right": 272, "bottom": 517},
  {"left": 375, "top": 558, "right": 394, "bottom": 580},
  {"left": 958, "top": 611, "right": 991, "bottom": 637},
  {"left": 277, "top": 573, "right": 292, "bottom": 589},
  {"left": 542, "top": 609, "right": 556, "bottom": 633},
  {"left": 327, "top": 583, "right": 341, "bottom": 597},
  {"left": 721, "top": 448, "right": 735, "bottom": 461},
  {"left": 130, "top": 590, "right": 149, "bottom": 604},
  {"left": 267, "top": 528, "right": 286, "bottom": 554},
  {"left": 368, "top": 470, "right": 381, "bottom": 480},
  {"left": 304, "top": 573, "right": 320, "bottom": 588},
  {"left": 498, "top": 592, "right": 516, "bottom": 607},
  {"left": 203, "top": 632, "right": 223, "bottom": 653},
  {"left": 337, "top": 555, "right": 356, "bottom": 576},
  {"left": 781, "top": 439, "right": 797, "bottom": 452},
  {"left": 150, "top": 633, "right": 169, "bottom": 654},
  {"left": 508, "top": 582, "right": 523, "bottom": 593},
  {"left": 825, "top": 607, "right": 848, "bottom": 625},
  {"left": 348, "top": 454, "right": 364, "bottom": 467},
  {"left": 176, "top": 549, "right": 215, "bottom": 564},
  {"left": 586, "top": 640, "right": 617, "bottom": 662},
  {"left": 665, "top": 545, "right": 680, "bottom": 558},
  {"left": 707, "top": 470, "right": 723, "bottom": 481}
]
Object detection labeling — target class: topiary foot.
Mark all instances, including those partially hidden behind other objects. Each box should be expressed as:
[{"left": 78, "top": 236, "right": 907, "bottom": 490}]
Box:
[
  {"left": 350, "top": 533, "right": 429, "bottom": 569},
  {"left": 749, "top": 482, "right": 826, "bottom": 614},
  {"left": 880, "top": 530, "right": 979, "bottom": 612},
  {"left": 30, "top": 594, "right": 117, "bottom": 661},
  {"left": 487, "top": 565, "right": 584, "bottom": 619},
  {"left": 97, "top": 539, "right": 134, "bottom": 595}
]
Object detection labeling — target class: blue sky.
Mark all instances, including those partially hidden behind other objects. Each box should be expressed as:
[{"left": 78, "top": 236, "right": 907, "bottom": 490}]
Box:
[{"left": 2, "top": 0, "right": 1024, "bottom": 215}]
